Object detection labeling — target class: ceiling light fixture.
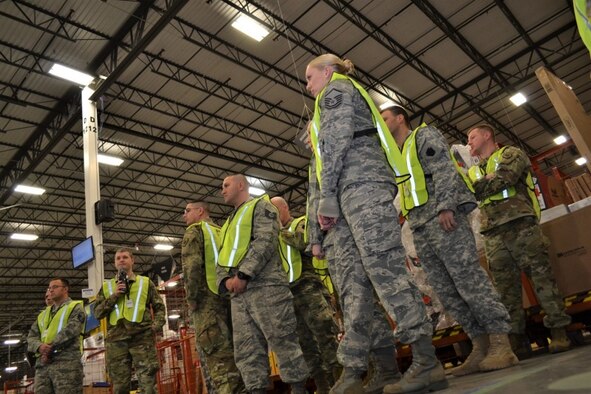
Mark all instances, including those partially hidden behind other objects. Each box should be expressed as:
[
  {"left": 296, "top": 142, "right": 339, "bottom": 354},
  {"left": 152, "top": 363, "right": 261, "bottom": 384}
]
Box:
[
  {"left": 154, "top": 244, "right": 173, "bottom": 251},
  {"left": 14, "top": 184, "right": 45, "bottom": 195},
  {"left": 48, "top": 63, "right": 95, "bottom": 86},
  {"left": 575, "top": 157, "right": 587, "bottom": 166},
  {"left": 249, "top": 186, "right": 266, "bottom": 196},
  {"left": 3, "top": 339, "right": 20, "bottom": 345},
  {"left": 4, "top": 366, "right": 17, "bottom": 372},
  {"left": 509, "top": 92, "right": 527, "bottom": 106},
  {"left": 167, "top": 281, "right": 178, "bottom": 288},
  {"left": 10, "top": 233, "right": 39, "bottom": 241},
  {"left": 97, "top": 154, "right": 124, "bottom": 166},
  {"left": 553, "top": 135, "right": 568, "bottom": 145},
  {"left": 231, "top": 14, "right": 269, "bottom": 42},
  {"left": 168, "top": 313, "right": 181, "bottom": 319}
]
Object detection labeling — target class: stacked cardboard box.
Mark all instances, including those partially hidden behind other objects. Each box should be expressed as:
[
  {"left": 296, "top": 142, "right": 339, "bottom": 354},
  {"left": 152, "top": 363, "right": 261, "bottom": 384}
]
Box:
[{"left": 565, "top": 173, "right": 591, "bottom": 202}]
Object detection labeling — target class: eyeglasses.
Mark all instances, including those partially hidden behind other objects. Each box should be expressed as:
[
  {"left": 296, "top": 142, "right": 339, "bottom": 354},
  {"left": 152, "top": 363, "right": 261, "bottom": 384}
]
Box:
[{"left": 47, "top": 285, "right": 65, "bottom": 291}]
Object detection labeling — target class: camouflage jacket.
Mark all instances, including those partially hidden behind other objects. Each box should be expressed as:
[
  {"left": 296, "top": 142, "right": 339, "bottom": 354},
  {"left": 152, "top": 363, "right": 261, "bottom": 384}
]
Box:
[
  {"left": 472, "top": 146, "right": 537, "bottom": 233},
  {"left": 27, "top": 298, "right": 86, "bottom": 363},
  {"left": 94, "top": 276, "right": 166, "bottom": 342},
  {"left": 317, "top": 78, "right": 396, "bottom": 217},
  {"left": 216, "top": 199, "right": 288, "bottom": 290},
  {"left": 406, "top": 125, "right": 477, "bottom": 230},
  {"left": 182, "top": 219, "right": 228, "bottom": 313}
]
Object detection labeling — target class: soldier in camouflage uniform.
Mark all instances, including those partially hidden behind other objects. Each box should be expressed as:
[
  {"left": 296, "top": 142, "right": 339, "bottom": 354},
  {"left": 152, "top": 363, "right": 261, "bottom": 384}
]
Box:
[
  {"left": 305, "top": 54, "right": 444, "bottom": 394},
  {"left": 182, "top": 201, "right": 246, "bottom": 394},
  {"left": 216, "top": 174, "right": 308, "bottom": 394},
  {"left": 270, "top": 196, "right": 340, "bottom": 393},
  {"left": 307, "top": 152, "right": 401, "bottom": 394},
  {"left": 95, "top": 248, "right": 166, "bottom": 394},
  {"left": 27, "top": 278, "right": 85, "bottom": 394},
  {"left": 467, "top": 124, "right": 571, "bottom": 354},
  {"left": 382, "top": 107, "right": 518, "bottom": 377}
]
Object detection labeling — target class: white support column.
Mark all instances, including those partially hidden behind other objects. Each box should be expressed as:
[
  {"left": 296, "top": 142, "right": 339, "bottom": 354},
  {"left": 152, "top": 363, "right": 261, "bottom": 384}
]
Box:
[{"left": 82, "top": 86, "right": 105, "bottom": 294}]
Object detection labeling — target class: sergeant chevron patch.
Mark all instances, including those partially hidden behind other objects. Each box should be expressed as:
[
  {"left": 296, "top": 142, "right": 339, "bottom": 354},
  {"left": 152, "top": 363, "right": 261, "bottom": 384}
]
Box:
[{"left": 324, "top": 89, "right": 343, "bottom": 109}]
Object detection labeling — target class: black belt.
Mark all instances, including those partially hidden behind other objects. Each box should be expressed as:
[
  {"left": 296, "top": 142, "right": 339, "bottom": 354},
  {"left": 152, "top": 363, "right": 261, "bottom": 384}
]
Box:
[{"left": 353, "top": 127, "right": 377, "bottom": 138}]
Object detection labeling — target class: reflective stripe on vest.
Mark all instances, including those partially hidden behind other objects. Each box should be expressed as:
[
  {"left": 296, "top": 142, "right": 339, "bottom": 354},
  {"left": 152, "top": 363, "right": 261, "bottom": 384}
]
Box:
[
  {"left": 37, "top": 300, "right": 83, "bottom": 345},
  {"left": 467, "top": 147, "right": 540, "bottom": 219},
  {"left": 102, "top": 276, "right": 149, "bottom": 326},
  {"left": 310, "top": 72, "right": 410, "bottom": 186},
  {"left": 186, "top": 221, "right": 221, "bottom": 294},
  {"left": 400, "top": 124, "right": 429, "bottom": 217},
  {"left": 278, "top": 216, "right": 305, "bottom": 283},
  {"left": 218, "top": 195, "right": 269, "bottom": 269}
]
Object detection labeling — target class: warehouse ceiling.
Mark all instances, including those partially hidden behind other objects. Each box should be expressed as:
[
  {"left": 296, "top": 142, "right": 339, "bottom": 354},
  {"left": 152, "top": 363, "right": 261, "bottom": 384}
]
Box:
[{"left": 1, "top": 0, "right": 590, "bottom": 375}]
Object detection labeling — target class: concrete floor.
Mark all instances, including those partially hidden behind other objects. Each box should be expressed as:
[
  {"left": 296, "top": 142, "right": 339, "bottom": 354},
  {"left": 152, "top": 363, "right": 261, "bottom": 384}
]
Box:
[{"left": 439, "top": 345, "right": 591, "bottom": 393}]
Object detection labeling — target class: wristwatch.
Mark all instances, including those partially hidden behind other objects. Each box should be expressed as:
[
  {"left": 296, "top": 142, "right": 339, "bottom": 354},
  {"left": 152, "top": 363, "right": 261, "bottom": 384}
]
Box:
[{"left": 236, "top": 271, "right": 251, "bottom": 281}]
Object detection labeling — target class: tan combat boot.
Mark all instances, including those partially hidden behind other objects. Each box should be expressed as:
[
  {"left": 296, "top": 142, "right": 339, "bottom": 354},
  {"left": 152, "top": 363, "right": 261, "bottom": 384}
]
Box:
[
  {"left": 451, "top": 335, "right": 489, "bottom": 377},
  {"left": 478, "top": 334, "right": 519, "bottom": 372},
  {"left": 329, "top": 368, "right": 364, "bottom": 394},
  {"left": 548, "top": 328, "right": 571, "bottom": 353},
  {"left": 363, "top": 348, "right": 401, "bottom": 394},
  {"left": 383, "top": 335, "right": 448, "bottom": 394}
]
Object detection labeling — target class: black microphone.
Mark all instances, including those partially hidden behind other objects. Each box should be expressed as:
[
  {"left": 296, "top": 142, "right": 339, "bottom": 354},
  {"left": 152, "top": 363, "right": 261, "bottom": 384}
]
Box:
[{"left": 117, "top": 269, "right": 130, "bottom": 297}]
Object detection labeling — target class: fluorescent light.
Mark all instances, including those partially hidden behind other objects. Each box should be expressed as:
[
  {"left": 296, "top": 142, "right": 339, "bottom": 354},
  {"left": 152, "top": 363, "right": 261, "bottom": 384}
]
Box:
[
  {"left": 97, "top": 154, "right": 124, "bottom": 166},
  {"left": 10, "top": 233, "right": 39, "bottom": 241},
  {"left": 3, "top": 339, "right": 20, "bottom": 345},
  {"left": 575, "top": 157, "right": 587, "bottom": 166},
  {"left": 553, "top": 135, "right": 568, "bottom": 145},
  {"left": 231, "top": 14, "right": 269, "bottom": 42},
  {"left": 48, "top": 63, "right": 95, "bottom": 86},
  {"left": 168, "top": 312, "right": 181, "bottom": 319},
  {"left": 166, "top": 281, "right": 178, "bottom": 288},
  {"left": 14, "top": 184, "right": 45, "bottom": 195},
  {"left": 154, "top": 244, "right": 173, "bottom": 251},
  {"left": 249, "top": 186, "right": 266, "bottom": 196},
  {"left": 4, "top": 366, "right": 17, "bottom": 372},
  {"left": 510, "top": 92, "right": 527, "bottom": 106}
]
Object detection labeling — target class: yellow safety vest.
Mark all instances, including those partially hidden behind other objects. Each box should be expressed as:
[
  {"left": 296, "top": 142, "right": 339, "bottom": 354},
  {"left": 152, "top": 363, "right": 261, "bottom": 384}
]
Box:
[
  {"left": 399, "top": 124, "right": 430, "bottom": 217},
  {"left": 218, "top": 195, "right": 269, "bottom": 269},
  {"left": 311, "top": 256, "right": 335, "bottom": 295},
  {"left": 278, "top": 216, "right": 306, "bottom": 283},
  {"left": 467, "top": 147, "right": 540, "bottom": 219},
  {"left": 102, "top": 276, "right": 149, "bottom": 326},
  {"left": 450, "top": 151, "right": 475, "bottom": 193},
  {"left": 186, "top": 221, "right": 222, "bottom": 294},
  {"left": 37, "top": 300, "right": 84, "bottom": 347},
  {"left": 310, "top": 72, "right": 410, "bottom": 186}
]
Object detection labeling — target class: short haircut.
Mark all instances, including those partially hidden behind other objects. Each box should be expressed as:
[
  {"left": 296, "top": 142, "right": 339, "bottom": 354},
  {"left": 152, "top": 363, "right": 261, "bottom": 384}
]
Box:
[
  {"left": 227, "top": 174, "right": 249, "bottom": 187},
  {"left": 50, "top": 277, "right": 70, "bottom": 289},
  {"left": 115, "top": 248, "right": 134, "bottom": 259},
  {"left": 381, "top": 105, "right": 411, "bottom": 129},
  {"left": 187, "top": 201, "right": 210, "bottom": 214},
  {"left": 469, "top": 123, "right": 496, "bottom": 141}
]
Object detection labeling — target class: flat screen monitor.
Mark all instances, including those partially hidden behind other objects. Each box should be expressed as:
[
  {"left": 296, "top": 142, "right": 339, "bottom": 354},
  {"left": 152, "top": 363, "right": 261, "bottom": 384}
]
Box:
[{"left": 72, "top": 236, "right": 95, "bottom": 269}]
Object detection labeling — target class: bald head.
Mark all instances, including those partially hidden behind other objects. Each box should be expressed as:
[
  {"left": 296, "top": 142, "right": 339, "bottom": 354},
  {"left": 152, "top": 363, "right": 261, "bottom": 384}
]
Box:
[
  {"left": 270, "top": 196, "right": 291, "bottom": 226},
  {"left": 222, "top": 174, "right": 250, "bottom": 208}
]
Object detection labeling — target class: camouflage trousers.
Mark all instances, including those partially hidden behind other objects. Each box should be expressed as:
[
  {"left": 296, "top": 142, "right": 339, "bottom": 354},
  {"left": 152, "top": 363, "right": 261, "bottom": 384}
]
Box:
[
  {"left": 106, "top": 329, "right": 159, "bottom": 394},
  {"left": 291, "top": 275, "right": 340, "bottom": 381},
  {"left": 191, "top": 301, "right": 246, "bottom": 394},
  {"left": 34, "top": 358, "right": 83, "bottom": 394},
  {"left": 412, "top": 212, "right": 511, "bottom": 338},
  {"left": 484, "top": 217, "right": 571, "bottom": 334},
  {"left": 231, "top": 284, "right": 308, "bottom": 391},
  {"left": 324, "top": 182, "right": 431, "bottom": 370}
]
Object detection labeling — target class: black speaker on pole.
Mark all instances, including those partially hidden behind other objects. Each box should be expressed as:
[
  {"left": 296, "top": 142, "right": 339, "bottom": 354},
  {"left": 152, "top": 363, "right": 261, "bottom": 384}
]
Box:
[{"left": 95, "top": 199, "right": 116, "bottom": 224}]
